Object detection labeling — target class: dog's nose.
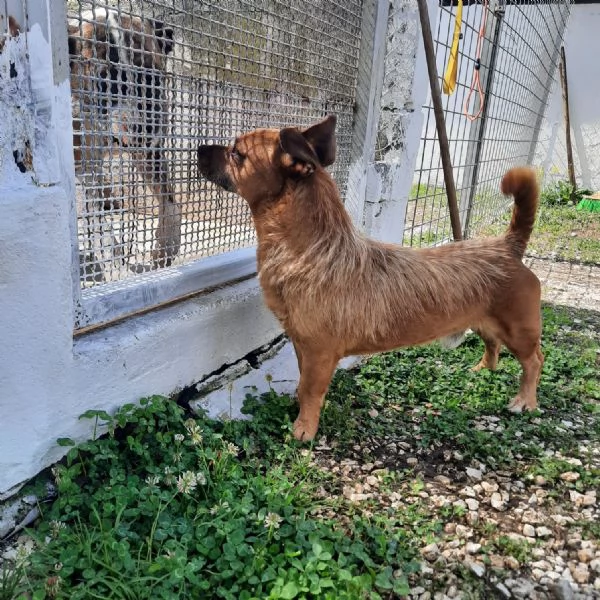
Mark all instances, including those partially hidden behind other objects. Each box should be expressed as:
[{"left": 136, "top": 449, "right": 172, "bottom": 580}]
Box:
[{"left": 197, "top": 145, "right": 216, "bottom": 175}]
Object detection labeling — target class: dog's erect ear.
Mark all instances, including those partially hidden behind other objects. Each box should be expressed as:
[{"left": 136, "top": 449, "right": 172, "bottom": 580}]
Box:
[
  {"left": 279, "top": 127, "right": 320, "bottom": 178},
  {"left": 279, "top": 115, "right": 337, "bottom": 178},
  {"left": 302, "top": 115, "right": 337, "bottom": 167}
]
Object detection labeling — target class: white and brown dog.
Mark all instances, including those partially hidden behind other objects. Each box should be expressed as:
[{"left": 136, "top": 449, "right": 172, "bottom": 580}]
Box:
[
  {"left": 2, "top": 9, "right": 180, "bottom": 268},
  {"left": 68, "top": 8, "right": 180, "bottom": 268}
]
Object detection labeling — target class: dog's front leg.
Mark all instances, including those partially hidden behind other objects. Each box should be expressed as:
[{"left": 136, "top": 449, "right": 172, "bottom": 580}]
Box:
[{"left": 293, "top": 349, "right": 339, "bottom": 442}]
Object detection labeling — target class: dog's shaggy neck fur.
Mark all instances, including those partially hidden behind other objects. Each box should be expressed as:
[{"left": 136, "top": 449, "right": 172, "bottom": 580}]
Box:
[{"left": 254, "top": 167, "right": 532, "bottom": 354}]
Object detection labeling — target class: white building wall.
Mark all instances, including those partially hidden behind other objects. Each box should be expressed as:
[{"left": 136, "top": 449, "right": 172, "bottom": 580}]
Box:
[
  {"left": 535, "top": 4, "right": 600, "bottom": 190},
  {"left": 0, "top": 0, "right": 429, "bottom": 494}
]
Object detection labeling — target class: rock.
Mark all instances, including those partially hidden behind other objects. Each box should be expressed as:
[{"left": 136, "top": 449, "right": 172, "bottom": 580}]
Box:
[
  {"left": 582, "top": 492, "right": 597, "bottom": 506},
  {"left": 455, "top": 525, "right": 473, "bottom": 538},
  {"left": 504, "top": 556, "right": 520, "bottom": 570},
  {"left": 523, "top": 524, "right": 536, "bottom": 537},
  {"left": 481, "top": 481, "right": 499, "bottom": 494},
  {"left": 407, "top": 457, "right": 418, "bottom": 466},
  {"left": 466, "top": 542, "right": 481, "bottom": 554},
  {"left": 421, "top": 542, "right": 440, "bottom": 562},
  {"left": 550, "top": 578, "right": 574, "bottom": 600},
  {"left": 536, "top": 526, "right": 553, "bottom": 538},
  {"left": 577, "top": 548, "right": 594, "bottom": 563},
  {"left": 465, "top": 467, "right": 483, "bottom": 480},
  {"left": 467, "top": 561, "right": 485, "bottom": 578},
  {"left": 434, "top": 475, "right": 452, "bottom": 486},
  {"left": 489, "top": 554, "right": 505, "bottom": 569},
  {"left": 465, "top": 498, "right": 479, "bottom": 511},
  {"left": 560, "top": 471, "right": 580, "bottom": 482},
  {"left": 459, "top": 486, "right": 476, "bottom": 498},
  {"left": 444, "top": 522, "right": 456, "bottom": 534},
  {"left": 534, "top": 475, "right": 547, "bottom": 486},
  {"left": 491, "top": 492, "right": 505, "bottom": 510},
  {"left": 495, "top": 582, "right": 511, "bottom": 599},
  {"left": 571, "top": 565, "right": 589, "bottom": 584},
  {"left": 506, "top": 577, "right": 535, "bottom": 599}
]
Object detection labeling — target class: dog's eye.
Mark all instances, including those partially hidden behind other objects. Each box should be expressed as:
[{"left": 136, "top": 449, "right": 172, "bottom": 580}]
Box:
[{"left": 230, "top": 147, "right": 245, "bottom": 163}]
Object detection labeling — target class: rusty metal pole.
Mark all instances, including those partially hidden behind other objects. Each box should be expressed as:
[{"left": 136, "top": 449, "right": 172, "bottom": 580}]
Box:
[
  {"left": 559, "top": 45, "right": 577, "bottom": 202},
  {"left": 416, "top": 0, "right": 463, "bottom": 241}
]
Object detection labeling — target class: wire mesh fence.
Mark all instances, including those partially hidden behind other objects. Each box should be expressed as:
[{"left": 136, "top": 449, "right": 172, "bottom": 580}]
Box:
[
  {"left": 394, "top": 0, "right": 572, "bottom": 247},
  {"left": 67, "top": 0, "right": 363, "bottom": 289}
]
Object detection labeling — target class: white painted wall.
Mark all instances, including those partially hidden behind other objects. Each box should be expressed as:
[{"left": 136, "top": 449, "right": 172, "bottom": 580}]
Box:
[
  {"left": 0, "top": 0, "right": 429, "bottom": 495},
  {"left": 535, "top": 4, "right": 600, "bottom": 190}
]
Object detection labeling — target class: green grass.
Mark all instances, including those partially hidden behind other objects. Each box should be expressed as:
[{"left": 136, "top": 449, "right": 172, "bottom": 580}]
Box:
[
  {"left": 481, "top": 203, "right": 600, "bottom": 263},
  {"left": 2, "top": 305, "right": 599, "bottom": 599}
]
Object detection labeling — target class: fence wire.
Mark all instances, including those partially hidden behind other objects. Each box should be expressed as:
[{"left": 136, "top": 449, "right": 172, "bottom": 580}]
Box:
[
  {"left": 67, "top": 0, "right": 363, "bottom": 289},
  {"left": 393, "top": 0, "right": 572, "bottom": 247}
]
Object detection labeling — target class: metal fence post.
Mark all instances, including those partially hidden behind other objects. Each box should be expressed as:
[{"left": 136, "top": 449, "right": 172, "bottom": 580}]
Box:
[{"left": 459, "top": 0, "right": 503, "bottom": 239}]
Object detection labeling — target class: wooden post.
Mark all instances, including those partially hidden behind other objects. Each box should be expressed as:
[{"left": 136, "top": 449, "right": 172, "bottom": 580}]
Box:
[
  {"left": 416, "top": 0, "right": 463, "bottom": 241},
  {"left": 559, "top": 45, "right": 576, "bottom": 202}
]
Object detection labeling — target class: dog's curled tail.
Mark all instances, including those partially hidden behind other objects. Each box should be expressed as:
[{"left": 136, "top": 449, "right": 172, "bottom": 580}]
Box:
[{"left": 502, "top": 167, "right": 540, "bottom": 258}]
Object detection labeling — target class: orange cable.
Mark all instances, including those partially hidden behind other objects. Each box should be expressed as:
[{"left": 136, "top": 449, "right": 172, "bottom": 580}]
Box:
[{"left": 464, "top": 0, "right": 489, "bottom": 121}]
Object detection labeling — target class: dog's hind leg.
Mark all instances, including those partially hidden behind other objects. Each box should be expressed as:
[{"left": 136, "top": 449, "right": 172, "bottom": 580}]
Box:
[
  {"left": 293, "top": 349, "right": 339, "bottom": 442},
  {"left": 472, "top": 330, "right": 501, "bottom": 372},
  {"left": 506, "top": 337, "right": 544, "bottom": 413}
]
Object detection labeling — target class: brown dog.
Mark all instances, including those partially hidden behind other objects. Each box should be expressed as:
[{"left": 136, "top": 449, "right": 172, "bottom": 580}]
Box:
[{"left": 198, "top": 115, "right": 543, "bottom": 442}]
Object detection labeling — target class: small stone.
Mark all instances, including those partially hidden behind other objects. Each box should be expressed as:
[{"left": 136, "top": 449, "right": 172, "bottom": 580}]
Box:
[
  {"left": 466, "top": 542, "right": 481, "bottom": 554},
  {"left": 569, "top": 491, "right": 584, "bottom": 506},
  {"left": 460, "top": 486, "right": 476, "bottom": 498},
  {"left": 455, "top": 525, "right": 473, "bottom": 538},
  {"left": 434, "top": 475, "right": 452, "bottom": 486},
  {"left": 490, "top": 492, "right": 505, "bottom": 510},
  {"left": 467, "top": 561, "right": 485, "bottom": 578},
  {"left": 465, "top": 498, "right": 479, "bottom": 511},
  {"left": 577, "top": 548, "right": 594, "bottom": 563},
  {"left": 504, "top": 556, "right": 520, "bottom": 570},
  {"left": 589, "top": 558, "right": 600, "bottom": 572},
  {"left": 489, "top": 554, "right": 505, "bottom": 569},
  {"left": 571, "top": 565, "right": 589, "bottom": 584},
  {"left": 368, "top": 408, "right": 379, "bottom": 418},
  {"left": 560, "top": 471, "right": 580, "bottom": 482},
  {"left": 366, "top": 475, "right": 378, "bottom": 487},
  {"left": 444, "top": 522, "right": 456, "bottom": 534},
  {"left": 536, "top": 526, "right": 553, "bottom": 538},
  {"left": 407, "top": 457, "right": 418, "bottom": 466},
  {"left": 582, "top": 492, "right": 597, "bottom": 506},
  {"left": 534, "top": 475, "right": 547, "bottom": 486},
  {"left": 421, "top": 542, "right": 440, "bottom": 562},
  {"left": 506, "top": 577, "right": 535, "bottom": 598},
  {"left": 466, "top": 467, "right": 483, "bottom": 480},
  {"left": 523, "top": 524, "right": 536, "bottom": 537},
  {"left": 550, "top": 578, "right": 574, "bottom": 600},
  {"left": 495, "top": 583, "right": 511, "bottom": 599},
  {"left": 481, "top": 481, "right": 499, "bottom": 494}
]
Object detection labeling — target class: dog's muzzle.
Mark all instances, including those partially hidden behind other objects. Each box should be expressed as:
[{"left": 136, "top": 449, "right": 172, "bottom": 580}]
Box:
[{"left": 197, "top": 145, "right": 236, "bottom": 193}]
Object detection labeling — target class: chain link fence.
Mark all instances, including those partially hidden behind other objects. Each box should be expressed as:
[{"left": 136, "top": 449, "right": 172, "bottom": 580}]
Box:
[
  {"left": 67, "top": 0, "right": 362, "bottom": 289},
  {"left": 384, "top": 0, "right": 572, "bottom": 247}
]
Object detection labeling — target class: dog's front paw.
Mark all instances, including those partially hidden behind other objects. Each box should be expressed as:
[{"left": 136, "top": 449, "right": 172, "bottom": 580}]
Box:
[{"left": 292, "top": 418, "right": 319, "bottom": 442}]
